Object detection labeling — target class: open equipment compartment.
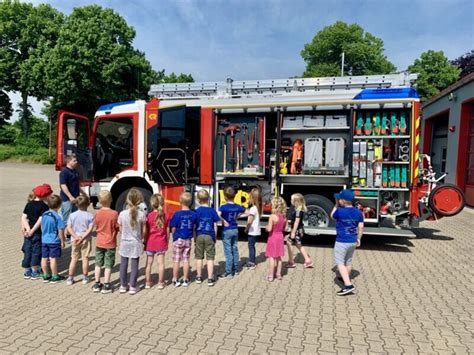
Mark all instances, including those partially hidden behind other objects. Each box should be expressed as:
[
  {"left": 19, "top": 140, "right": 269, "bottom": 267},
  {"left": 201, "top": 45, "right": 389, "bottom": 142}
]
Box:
[
  {"left": 351, "top": 107, "right": 413, "bottom": 225},
  {"left": 279, "top": 109, "right": 351, "bottom": 179}
]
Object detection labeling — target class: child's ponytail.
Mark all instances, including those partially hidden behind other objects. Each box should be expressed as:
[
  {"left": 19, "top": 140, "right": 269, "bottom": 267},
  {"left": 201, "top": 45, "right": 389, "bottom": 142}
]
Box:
[
  {"left": 150, "top": 194, "right": 165, "bottom": 228},
  {"left": 126, "top": 188, "right": 144, "bottom": 228}
]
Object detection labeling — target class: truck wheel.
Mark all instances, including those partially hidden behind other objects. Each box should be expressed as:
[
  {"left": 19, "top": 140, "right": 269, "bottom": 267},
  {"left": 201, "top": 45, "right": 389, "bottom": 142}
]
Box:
[
  {"left": 303, "top": 194, "right": 335, "bottom": 235},
  {"left": 115, "top": 187, "right": 152, "bottom": 213},
  {"left": 428, "top": 183, "right": 465, "bottom": 217}
]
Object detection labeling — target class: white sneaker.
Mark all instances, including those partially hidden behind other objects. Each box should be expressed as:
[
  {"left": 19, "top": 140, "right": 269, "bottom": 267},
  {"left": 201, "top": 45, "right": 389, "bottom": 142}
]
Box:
[
  {"left": 119, "top": 286, "right": 128, "bottom": 293},
  {"left": 182, "top": 279, "right": 190, "bottom": 287},
  {"left": 66, "top": 276, "right": 74, "bottom": 286},
  {"left": 82, "top": 276, "right": 90, "bottom": 285},
  {"left": 129, "top": 287, "right": 137, "bottom": 295}
]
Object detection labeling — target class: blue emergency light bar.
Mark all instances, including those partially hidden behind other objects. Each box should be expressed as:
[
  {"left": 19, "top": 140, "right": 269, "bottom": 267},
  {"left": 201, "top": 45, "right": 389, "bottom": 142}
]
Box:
[
  {"left": 98, "top": 101, "right": 135, "bottom": 112},
  {"left": 353, "top": 88, "right": 419, "bottom": 100}
]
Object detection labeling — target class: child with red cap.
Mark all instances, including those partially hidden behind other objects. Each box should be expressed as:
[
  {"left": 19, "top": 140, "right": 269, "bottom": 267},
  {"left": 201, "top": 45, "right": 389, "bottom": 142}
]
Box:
[{"left": 20, "top": 184, "right": 52, "bottom": 279}]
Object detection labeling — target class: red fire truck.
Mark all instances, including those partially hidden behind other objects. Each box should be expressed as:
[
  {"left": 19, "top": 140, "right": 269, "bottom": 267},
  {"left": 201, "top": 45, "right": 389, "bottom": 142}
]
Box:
[{"left": 56, "top": 73, "right": 465, "bottom": 237}]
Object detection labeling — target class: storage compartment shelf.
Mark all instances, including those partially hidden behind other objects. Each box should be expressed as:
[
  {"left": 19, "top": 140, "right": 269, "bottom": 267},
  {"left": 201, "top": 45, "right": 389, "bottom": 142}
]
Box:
[
  {"left": 354, "top": 135, "right": 410, "bottom": 139},
  {"left": 217, "top": 172, "right": 265, "bottom": 178},
  {"left": 281, "top": 174, "right": 349, "bottom": 178},
  {"left": 381, "top": 161, "right": 410, "bottom": 164},
  {"left": 364, "top": 218, "right": 379, "bottom": 223},
  {"left": 353, "top": 187, "right": 409, "bottom": 191},
  {"left": 281, "top": 126, "right": 350, "bottom": 131}
]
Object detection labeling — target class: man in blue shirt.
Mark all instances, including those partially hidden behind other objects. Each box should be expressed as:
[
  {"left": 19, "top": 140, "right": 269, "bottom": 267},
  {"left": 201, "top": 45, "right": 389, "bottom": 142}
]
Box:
[
  {"left": 331, "top": 189, "right": 364, "bottom": 296},
  {"left": 59, "top": 155, "right": 81, "bottom": 235}
]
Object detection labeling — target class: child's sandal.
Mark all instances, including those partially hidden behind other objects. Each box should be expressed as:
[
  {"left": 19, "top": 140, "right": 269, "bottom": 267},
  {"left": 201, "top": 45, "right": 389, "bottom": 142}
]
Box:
[
  {"left": 275, "top": 274, "right": 283, "bottom": 280},
  {"left": 265, "top": 275, "right": 274, "bottom": 282}
]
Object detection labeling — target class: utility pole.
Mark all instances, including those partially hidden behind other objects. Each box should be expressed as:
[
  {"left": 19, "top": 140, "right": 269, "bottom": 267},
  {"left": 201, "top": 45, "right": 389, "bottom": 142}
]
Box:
[{"left": 341, "top": 52, "right": 345, "bottom": 77}]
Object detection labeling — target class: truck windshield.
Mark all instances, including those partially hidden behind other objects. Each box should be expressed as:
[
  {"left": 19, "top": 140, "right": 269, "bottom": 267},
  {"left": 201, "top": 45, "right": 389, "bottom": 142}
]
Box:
[{"left": 94, "top": 117, "right": 134, "bottom": 180}]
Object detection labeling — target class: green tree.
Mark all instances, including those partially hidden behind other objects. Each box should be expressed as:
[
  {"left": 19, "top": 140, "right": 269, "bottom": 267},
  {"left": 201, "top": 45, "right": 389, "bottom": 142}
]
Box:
[
  {"left": 301, "top": 21, "right": 396, "bottom": 77},
  {"left": 0, "top": 91, "right": 12, "bottom": 125},
  {"left": 0, "top": 0, "right": 64, "bottom": 137},
  {"left": 408, "top": 50, "right": 460, "bottom": 99},
  {"left": 38, "top": 5, "right": 159, "bottom": 120},
  {"left": 157, "top": 71, "right": 194, "bottom": 84},
  {"left": 451, "top": 50, "right": 474, "bottom": 79}
]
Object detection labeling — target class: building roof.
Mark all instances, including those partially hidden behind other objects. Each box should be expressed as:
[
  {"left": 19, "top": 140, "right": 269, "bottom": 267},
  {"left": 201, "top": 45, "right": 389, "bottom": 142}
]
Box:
[{"left": 422, "top": 72, "right": 474, "bottom": 108}]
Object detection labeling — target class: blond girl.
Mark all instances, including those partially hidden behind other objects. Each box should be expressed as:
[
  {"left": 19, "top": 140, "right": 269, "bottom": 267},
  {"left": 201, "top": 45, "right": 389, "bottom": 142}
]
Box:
[
  {"left": 245, "top": 188, "right": 262, "bottom": 269},
  {"left": 265, "top": 196, "right": 287, "bottom": 281},
  {"left": 145, "top": 194, "right": 170, "bottom": 289},
  {"left": 286, "top": 193, "right": 313, "bottom": 268},
  {"left": 118, "top": 189, "right": 146, "bottom": 295}
]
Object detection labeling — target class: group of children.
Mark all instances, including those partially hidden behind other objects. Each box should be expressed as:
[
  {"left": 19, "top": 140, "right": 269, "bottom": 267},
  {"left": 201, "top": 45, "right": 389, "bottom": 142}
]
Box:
[{"left": 21, "top": 183, "right": 363, "bottom": 296}]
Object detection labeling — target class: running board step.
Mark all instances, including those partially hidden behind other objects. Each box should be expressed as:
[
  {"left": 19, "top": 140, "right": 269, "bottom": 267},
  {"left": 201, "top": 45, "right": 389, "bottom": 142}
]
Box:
[{"left": 305, "top": 226, "right": 416, "bottom": 238}]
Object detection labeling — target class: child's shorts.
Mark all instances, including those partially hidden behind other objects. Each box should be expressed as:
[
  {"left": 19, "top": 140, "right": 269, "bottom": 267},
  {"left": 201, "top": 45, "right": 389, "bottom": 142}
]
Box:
[
  {"left": 95, "top": 247, "right": 116, "bottom": 268},
  {"left": 285, "top": 230, "right": 303, "bottom": 245},
  {"left": 71, "top": 239, "right": 92, "bottom": 259},
  {"left": 42, "top": 243, "right": 61, "bottom": 259},
  {"left": 172, "top": 238, "right": 192, "bottom": 263},
  {"left": 195, "top": 235, "right": 216, "bottom": 260},
  {"left": 334, "top": 242, "right": 357, "bottom": 265},
  {"left": 146, "top": 250, "right": 166, "bottom": 256}
]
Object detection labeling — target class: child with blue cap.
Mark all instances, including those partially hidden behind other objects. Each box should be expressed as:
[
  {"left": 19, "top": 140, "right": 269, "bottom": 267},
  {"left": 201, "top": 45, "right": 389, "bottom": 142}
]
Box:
[{"left": 331, "top": 189, "right": 364, "bottom": 295}]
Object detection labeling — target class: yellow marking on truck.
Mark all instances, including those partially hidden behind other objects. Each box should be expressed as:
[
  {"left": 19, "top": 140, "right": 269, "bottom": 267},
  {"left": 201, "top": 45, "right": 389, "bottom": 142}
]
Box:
[{"left": 165, "top": 199, "right": 181, "bottom": 206}]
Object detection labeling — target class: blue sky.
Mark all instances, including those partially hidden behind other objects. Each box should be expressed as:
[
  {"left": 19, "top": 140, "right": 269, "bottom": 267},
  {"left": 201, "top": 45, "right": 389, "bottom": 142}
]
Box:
[{"left": 10, "top": 0, "right": 474, "bottom": 119}]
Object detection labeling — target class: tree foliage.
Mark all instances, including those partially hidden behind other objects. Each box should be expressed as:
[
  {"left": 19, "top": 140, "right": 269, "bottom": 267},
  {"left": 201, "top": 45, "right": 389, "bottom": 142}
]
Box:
[
  {"left": 34, "top": 5, "right": 158, "bottom": 119},
  {"left": 0, "top": 91, "right": 12, "bottom": 125},
  {"left": 157, "top": 71, "right": 194, "bottom": 84},
  {"left": 0, "top": 0, "right": 64, "bottom": 136},
  {"left": 408, "top": 50, "right": 460, "bottom": 99},
  {"left": 301, "top": 21, "right": 396, "bottom": 77},
  {"left": 451, "top": 50, "right": 474, "bottom": 79}
]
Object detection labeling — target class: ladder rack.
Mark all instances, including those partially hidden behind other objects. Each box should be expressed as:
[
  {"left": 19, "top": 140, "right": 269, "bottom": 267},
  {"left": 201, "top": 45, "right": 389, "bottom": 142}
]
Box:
[{"left": 149, "top": 73, "right": 417, "bottom": 100}]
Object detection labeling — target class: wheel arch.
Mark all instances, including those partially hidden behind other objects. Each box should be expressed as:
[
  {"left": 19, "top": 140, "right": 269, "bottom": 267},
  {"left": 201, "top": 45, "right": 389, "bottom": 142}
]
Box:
[{"left": 110, "top": 177, "right": 153, "bottom": 209}]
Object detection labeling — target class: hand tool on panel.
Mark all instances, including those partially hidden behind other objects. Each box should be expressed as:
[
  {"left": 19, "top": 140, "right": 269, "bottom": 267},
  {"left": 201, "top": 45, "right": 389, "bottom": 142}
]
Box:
[
  {"left": 217, "top": 130, "right": 226, "bottom": 172},
  {"left": 236, "top": 138, "right": 240, "bottom": 171},
  {"left": 224, "top": 124, "right": 241, "bottom": 172},
  {"left": 258, "top": 118, "right": 264, "bottom": 167}
]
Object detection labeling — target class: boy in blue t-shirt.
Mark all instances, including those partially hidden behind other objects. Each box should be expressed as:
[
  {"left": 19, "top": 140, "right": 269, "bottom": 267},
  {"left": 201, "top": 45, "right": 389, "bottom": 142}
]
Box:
[
  {"left": 41, "top": 194, "right": 66, "bottom": 283},
  {"left": 331, "top": 189, "right": 364, "bottom": 296},
  {"left": 194, "top": 189, "right": 221, "bottom": 286},
  {"left": 170, "top": 192, "right": 196, "bottom": 287},
  {"left": 218, "top": 187, "right": 246, "bottom": 279}
]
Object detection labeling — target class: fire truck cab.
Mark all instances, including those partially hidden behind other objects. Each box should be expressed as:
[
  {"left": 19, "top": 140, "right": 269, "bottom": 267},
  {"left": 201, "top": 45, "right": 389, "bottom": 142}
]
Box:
[{"left": 56, "top": 74, "right": 465, "bottom": 237}]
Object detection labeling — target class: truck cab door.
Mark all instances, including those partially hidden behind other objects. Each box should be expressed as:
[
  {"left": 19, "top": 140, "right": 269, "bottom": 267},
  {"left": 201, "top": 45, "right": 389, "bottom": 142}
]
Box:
[
  {"left": 56, "top": 111, "right": 93, "bottom": 181},
  {"left": 148, "top": 106, "right": 187, "bottom": 184}
]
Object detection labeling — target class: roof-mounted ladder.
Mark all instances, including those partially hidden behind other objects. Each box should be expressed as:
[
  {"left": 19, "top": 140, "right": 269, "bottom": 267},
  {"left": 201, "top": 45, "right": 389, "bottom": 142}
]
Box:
[{"left": 149, "top": 73, "right": 418, "bottom": 100}]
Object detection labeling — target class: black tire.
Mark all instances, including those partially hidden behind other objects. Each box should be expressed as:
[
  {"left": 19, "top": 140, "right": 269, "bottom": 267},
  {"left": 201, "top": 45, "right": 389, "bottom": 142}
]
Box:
[
  {"left": 303, "top": 194, "right": 335, "bottom": 235},
  {"left": 115, "top": 187, "right": 152, "bottom": 213},
  {"left": 428, "top": 183, "right": 465, "bottom": 217}
]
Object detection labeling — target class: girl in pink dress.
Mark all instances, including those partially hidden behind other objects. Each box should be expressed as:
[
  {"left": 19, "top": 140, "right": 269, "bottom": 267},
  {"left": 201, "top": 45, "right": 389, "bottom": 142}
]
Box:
[
  {"left": 265, "top": 197, "right": 287, "bottom": 281},
  {"left": 145, "top": 194, "right": 170, "bottom": 289}
]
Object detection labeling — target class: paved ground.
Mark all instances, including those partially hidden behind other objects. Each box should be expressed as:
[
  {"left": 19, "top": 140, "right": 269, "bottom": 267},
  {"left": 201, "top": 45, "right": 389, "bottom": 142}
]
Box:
[{"left": 0, "top": 162, "right": 473, "bottom": 354}]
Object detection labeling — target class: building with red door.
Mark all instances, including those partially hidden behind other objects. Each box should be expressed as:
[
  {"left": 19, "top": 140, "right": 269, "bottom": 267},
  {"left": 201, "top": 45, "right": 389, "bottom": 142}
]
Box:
[{"left": 421, "top": 73, "right": 474, "bottom": 206}]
